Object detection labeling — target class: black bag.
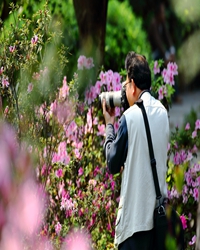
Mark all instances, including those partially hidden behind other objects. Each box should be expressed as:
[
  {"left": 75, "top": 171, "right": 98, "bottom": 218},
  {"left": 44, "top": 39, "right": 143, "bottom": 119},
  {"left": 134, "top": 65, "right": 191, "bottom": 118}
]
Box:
[
  {"left": 136, "top": 99, "right": 184, "bottom": 250},
  {"left": 154, "top": 199, "right": 184, "bottom": 249}
]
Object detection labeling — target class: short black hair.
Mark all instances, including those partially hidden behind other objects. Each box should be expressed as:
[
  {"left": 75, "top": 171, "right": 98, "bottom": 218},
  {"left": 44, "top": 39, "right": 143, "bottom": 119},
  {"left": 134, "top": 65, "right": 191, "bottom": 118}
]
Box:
[{"left": 125, "top": 51, "right": 151, "bottom": 90}]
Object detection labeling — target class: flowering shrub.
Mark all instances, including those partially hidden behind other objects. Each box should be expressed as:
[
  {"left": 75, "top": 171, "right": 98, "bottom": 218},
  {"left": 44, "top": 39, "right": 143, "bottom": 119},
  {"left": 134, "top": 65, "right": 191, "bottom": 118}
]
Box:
[
  {"left": 0, "top": 3, "right": 68, "bottom": 137},
  {"left": 0, "top": 3, "right": 200, "bottom": 250},
  {"left": 150, "top": 60, "right": 176, "bottom": 108},
  {"left": 167, "top": 118, "right": 200, "bottom": 248}
]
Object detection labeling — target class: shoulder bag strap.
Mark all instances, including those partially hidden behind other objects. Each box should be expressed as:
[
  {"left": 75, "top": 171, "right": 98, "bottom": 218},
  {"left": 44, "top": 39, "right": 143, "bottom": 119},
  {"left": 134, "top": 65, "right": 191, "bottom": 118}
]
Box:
[{"left": 135, "top": 99, "right": 162, "bottom": 201}]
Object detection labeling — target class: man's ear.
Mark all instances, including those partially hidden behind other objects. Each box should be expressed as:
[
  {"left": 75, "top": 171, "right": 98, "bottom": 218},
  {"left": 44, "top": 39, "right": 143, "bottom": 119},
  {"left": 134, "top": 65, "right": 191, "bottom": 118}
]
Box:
[{"left": 132, "top": 79, "right": 136, "bottom": 95}]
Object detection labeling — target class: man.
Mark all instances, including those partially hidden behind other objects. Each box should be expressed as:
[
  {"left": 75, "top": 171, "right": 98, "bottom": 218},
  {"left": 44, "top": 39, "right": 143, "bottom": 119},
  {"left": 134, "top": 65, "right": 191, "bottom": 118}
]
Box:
[{"left": 102, "top": 51, "right": 169, "bottom": 249}]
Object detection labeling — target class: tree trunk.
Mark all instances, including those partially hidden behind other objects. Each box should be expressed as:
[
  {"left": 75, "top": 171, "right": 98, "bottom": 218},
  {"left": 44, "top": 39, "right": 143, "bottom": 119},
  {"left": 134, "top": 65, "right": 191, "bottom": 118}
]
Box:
[
  {"left": 73, "top": 0, "right": 108, "bottom": 71},
  {"left": 196, "top": 187, "right": 200, "bottom": 250},
  {"left": 0, "top": 0, "right": 17, "bottom": 23}
]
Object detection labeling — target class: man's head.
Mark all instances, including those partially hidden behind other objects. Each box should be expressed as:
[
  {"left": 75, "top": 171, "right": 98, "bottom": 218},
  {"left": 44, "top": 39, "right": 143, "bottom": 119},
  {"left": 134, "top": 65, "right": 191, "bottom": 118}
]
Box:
[
  {"left": 124, "top": 51, "right": 151, "bottom": 106},
  {"left": 125, "top": 51, "right": 151, "bottom": 91}
]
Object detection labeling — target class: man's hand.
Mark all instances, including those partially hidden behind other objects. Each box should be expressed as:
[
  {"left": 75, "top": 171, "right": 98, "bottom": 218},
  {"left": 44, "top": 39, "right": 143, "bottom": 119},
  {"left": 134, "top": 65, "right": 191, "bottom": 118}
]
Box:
[{"left": 102, "top": 99, "right": 115, "bottom": 125}]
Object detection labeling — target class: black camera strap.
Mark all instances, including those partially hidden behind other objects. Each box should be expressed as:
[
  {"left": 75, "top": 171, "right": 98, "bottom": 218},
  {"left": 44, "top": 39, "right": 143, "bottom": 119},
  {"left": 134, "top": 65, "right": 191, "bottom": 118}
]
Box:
[{"left": 135, "top": 99, "right": 162, "bottom": 201}]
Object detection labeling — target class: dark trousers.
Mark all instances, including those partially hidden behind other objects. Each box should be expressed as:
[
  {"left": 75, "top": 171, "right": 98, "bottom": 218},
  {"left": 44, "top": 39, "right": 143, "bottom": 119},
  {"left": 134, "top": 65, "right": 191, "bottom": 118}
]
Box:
[{"left": 118, "top": 229, "right": 154, "bottom": 250}]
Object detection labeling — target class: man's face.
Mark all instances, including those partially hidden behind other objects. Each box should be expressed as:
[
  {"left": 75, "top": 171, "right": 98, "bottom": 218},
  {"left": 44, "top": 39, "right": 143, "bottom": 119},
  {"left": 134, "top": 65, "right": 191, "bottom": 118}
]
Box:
[{"left": 124, "top": 76, "right": 135, "bottom": 106}]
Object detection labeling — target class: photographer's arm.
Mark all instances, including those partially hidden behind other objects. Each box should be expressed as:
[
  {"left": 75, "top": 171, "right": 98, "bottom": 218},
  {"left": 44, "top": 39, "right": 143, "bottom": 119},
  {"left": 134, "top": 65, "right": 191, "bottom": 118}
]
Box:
[
  {"left": 103, "top": 115, "right": 128, "bottom": 174},
  {"left": 102, "top": 99, "right": 128, "bottom": 174}
]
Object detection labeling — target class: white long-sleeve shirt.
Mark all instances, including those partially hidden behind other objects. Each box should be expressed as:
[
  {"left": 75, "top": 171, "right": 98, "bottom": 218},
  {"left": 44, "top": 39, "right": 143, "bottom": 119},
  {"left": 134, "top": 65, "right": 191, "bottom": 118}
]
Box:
[{"left": 104, "top": 92, "right": 169, "bottom": 247}]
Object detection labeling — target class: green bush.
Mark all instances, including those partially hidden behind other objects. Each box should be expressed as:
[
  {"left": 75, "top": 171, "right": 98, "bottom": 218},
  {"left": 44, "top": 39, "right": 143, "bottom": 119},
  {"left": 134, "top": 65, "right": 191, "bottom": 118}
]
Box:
[{"left": 105, "top": 0, "right": 151, "bottom": 71}]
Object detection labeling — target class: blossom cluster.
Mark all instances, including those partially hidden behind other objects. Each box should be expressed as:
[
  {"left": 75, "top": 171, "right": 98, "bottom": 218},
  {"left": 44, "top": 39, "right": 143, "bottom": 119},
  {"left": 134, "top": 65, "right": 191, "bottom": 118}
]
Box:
[
  {"left": 77, "top": 55, "right": 94, "bottom": 70},
  {"left": 0, "top": 67, "right": 9, "bottom": 88},
  {"left": 153, "top": 60, "right": 178, "bottom": 100}
]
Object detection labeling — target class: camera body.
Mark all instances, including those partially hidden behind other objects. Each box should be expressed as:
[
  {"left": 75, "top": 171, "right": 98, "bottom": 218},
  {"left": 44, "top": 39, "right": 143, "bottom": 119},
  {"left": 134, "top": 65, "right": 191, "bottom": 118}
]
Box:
[{"left": 99, "top": 82, "right": 129, "bottom": 111}]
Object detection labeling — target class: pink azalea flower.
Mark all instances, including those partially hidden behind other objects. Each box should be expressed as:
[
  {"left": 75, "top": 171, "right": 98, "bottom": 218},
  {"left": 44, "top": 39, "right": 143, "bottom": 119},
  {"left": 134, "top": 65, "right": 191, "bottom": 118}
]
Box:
[
  {"left": 193, "top": 187, "right": 199, "bottom": 201},
  {"left": 158, "top": 85, "right": 167, "bottom": 100},
  {"left": 162, "top": 68, "right": 167, "bottom": 80},
  {"left": 31, "top": 35, "right": 38, "bottom": 45},
  {"left": 85, "top": 57, "right": 94, "bottom": 69},
  {"left": 105, "top": 200, "right": 112, "bottom": 211},
  {"left": 185, "top": 123, "right": 190, "bottom": 130},
  {"left": 195, "top": 119, "right": 200, "bottom": 130},
  {"left": 59, "top": 76, "right": 69, "bottom": 100},
  {"left": 85, "top": 86, "right": 97, "bottom": 105},
  {"left": 50, "top": 100, "right": 57, "bottom": 115},
  {"left": 90, "top": 85, "right": 98, "bottom": 101},
  {"left": 85, "top": 108, "right": 93, "bottom": 133},
  {"left": 111, "top": 180, "right": 115, "bottom": 190},
  {"left": 78, "top": 207, "right": 84, "bottom": 217},
  {"left": 55, "top": 221, "right": 62, "bottom": 235},
  {"left": 189, "top": 235, "right": 196, "bottom": 245},
  {"left": 167, "top": 62, "right": 178, "bottom": 76},
  {"left": 192, "top": 144, "right": 198, "bottom": 153},
  {"left": 41, "top": 164, "right": 47, "bottom": 176},
  {"left": 77, "top": 55, "right": 87, "bottom": 70},
  {"left": 88, "top": 179, "right": 97, "bottom": 187},
  {"left": 94, "top": 80, "right": 102, "bottom": 95},
  {"left": 115, "top": 107, "right": 121, "bottom": 117},
  {"left": 1, "top": 76, "right": 9, "bottom": 88},
  {"left": 58, "top": 181, "right": 65, "bottom": 197},
  {"left": 153, "top": 61, "right": 160, "bottom": 74},
  {"left": 9, "top": 180, "right": 45, "bottom": 235},
  {"left": 60, "top": 196, "right": 74, "bottom": 211},
  {"left": 168, "top": 71, "right": 175, "bottom": 86},
  {"left": 106, "top": 70, "right": 114, "bottom": 84},
  {"left": 180, "top": 215, "right": 187, "bottom": 230},
  {"left": 72, "top": 141, "right": 83, "bottom": 149},
  {"left": 52, "top": 141, "right": 70, "bottom": 165},
  {"left": 74, "top": 148, "right": 81, "bottom": 159},
  {"left": 97, "top": 124, "right": 105, "bottom": 136},
  {"left": 185, "top": 172, "right": 192, "bottom": 186},
  {"left": 0, "top": 229, "right": 23, "bottom": 250},
  {"left": 180, "top": 150, "right": 187, "bottom": 162},
  {"left": 186, "top": 151, "right": 193, "bottom": 161},
  {"left": 93, "top": 117, "right": 98, "bottom": 125},
  {"left": 27, "top": 83, "right": 33, "bottom": 93},
  {"left": 32, "top": 72, "right": 40, "bottom": 80},
  {"left": 54, "top": 101, "right": 75, "bottom": 125},
  {"left": 65, "top": 120, "right": 78, "bottom": 140},
  {"left": 55, "top": 168, "right": 63, "bottom": 178},
  {"left": 62, "top": 230, "right": 91, "bottom": 250},
  {"left": 34, "top": 236, "right": 54, "bottom": 250},
  {"left": 192, "top": 130, "right": 197, "bottom": 138},
  {"left": 114, "top": 121, "right": 119, "bottom": 133},
  {"left": 112, "top": 72, "right": 122, "bottom": 90},
  {"left": 93, "top": 166, "right": 100, "bottom": 176},
  {"left": 9, "top": 45, "right": 16, "bottom": 53},
  {"left": 78, "top": 167, "right": 84, "bottom": 176},
  {"left": 99, "top": 71, "right": 106, "bottom": 84}
]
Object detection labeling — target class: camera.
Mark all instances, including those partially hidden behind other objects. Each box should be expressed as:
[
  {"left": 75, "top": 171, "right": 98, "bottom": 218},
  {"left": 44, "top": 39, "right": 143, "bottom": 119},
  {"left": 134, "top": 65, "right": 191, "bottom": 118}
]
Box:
[{"left": 99, "top": 82, "right": 129, "bottom": 111}]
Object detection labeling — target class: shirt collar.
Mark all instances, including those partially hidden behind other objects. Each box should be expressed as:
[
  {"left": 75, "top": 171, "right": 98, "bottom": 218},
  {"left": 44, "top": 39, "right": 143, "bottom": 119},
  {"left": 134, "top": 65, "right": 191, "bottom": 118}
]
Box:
[{"left": 138, "top": 89, "right": 150, "bottom": 99}]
